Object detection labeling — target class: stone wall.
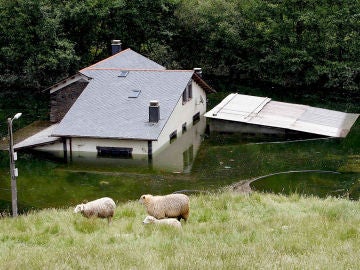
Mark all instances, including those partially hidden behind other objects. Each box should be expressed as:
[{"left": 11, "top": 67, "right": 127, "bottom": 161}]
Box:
[{"left": 50, "top": 81, "right": 88, "bottom": 123}]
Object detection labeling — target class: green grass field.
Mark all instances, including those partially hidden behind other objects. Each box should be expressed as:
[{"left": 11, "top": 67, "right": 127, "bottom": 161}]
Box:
[{"left": 0, "top": 191, "right": 359, "bottom": 269}]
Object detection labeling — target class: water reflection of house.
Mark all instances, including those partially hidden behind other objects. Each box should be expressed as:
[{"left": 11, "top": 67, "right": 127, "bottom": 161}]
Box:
[{"left": 15, "top": 41, "right": 215, "bottom": 162}]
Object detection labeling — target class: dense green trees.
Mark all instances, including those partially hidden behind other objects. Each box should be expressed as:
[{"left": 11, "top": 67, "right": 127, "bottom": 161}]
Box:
[
  {"left": 0, "top": 0, "right": 78, "bottom": 89},
  {"left": 174, "top": 0, "right": 360, "bottom": 93},
  {"left": 0, "top": 0, "right": 359, "bottom": 116}
]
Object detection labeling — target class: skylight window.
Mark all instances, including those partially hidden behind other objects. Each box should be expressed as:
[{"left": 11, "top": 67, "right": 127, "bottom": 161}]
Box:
[
  {"left": 128, "top": 89, "right": 141, "bottom": 98},
  {"left": 118, "top": 71, "right": 129, "bottom": 77}
]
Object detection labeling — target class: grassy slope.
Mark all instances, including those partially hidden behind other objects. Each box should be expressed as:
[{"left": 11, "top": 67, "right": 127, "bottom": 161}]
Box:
[{"left": 0, "top": 191, "right": 359, "bottom": 269}]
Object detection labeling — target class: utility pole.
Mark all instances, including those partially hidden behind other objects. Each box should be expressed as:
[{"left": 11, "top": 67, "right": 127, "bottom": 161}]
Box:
[{"left": 8, "top": 113, "right": 22, "bottom": 217}]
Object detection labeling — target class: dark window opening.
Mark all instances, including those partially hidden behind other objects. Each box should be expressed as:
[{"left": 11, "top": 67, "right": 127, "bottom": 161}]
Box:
[
  {"left": 169, "top": 130, "right": 177, "bottom": 143},
  {"left": 182, "top": 81, "right": 192, "bottom": 104},
  {"left": 182, "top": 90, "right": 187, "bottom": 104},
  {"left": 182, "top": 122, "right": 187, "bottom": 134},
  {"left": 188, "top": 83, "right": 192, "bottom": 99},
  {"left": 193, "top": 112, "right": 200, "bottom": 125},
  {"left": 96, "top": 146, "right": 132, "bottom": 158}
]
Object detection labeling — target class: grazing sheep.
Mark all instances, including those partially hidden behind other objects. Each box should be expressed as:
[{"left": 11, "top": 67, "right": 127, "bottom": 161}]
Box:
[
  {"left": 139, "top": 193, "right": 190, "bottom": 221},
  {"left": 142, "top": 215, "right": 182, "bottom": 228},
  {"left": 74, "top": 197, "right": 116, "bottom": 224}
]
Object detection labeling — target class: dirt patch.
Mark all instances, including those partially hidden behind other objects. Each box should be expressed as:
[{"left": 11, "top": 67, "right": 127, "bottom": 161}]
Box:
[
  {"left": 231, "top": 180, "right": 253, "bottom": 194},
  {"left": 0, "top": 120, "right": 52, "bottom": 151}
]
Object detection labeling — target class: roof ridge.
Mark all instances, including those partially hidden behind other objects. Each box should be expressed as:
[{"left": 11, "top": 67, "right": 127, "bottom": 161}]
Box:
[
  {"left": 80, "top": 48, "right": 132, "bottom": 72},
  {"left": 82, "top": 68, "right": 193, "bottom": 72}
]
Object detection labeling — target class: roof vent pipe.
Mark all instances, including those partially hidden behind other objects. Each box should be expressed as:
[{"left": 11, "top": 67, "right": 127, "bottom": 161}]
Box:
[
  {"left": 111, "top": 40, "right": 122, "bottom": 55},
  {"left": 149, "top": 100, "right": 160, "bottom": 123},
  {"left": 194, "top": 67, "right": 202, "bottom": 77}
]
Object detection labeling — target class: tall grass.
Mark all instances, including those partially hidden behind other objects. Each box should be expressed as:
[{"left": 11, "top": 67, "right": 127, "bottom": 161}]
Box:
[{"left": 0, "top": 191, "right": 359, "bottom": 269}]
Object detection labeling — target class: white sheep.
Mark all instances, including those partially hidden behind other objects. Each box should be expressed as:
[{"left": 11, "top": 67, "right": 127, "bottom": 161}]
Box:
[
  {"left": 142, "top": 215, "right": 182, "bottom": 228},
  {"left": 74, "top": 197, "right": 116, "bottom": 224},
  {"left": 139, "top": 193, "right": 190, "bottom": 221}
]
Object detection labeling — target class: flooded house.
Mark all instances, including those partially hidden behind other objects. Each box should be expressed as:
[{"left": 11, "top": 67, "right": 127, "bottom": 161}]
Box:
[
  {"left": 205, "top": 93, "right": 359, "bottom": 139},
  {"left": 15, "top": 40, "right": 215, "bottom": 168}
]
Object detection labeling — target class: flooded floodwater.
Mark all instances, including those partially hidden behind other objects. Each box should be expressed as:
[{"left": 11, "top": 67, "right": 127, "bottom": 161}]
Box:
[
  {"left": 250, "top": 170, "right": 360, "bottom": 200},
  {"left": 0, "top": 116, "right": 359, "bottom": 214}
]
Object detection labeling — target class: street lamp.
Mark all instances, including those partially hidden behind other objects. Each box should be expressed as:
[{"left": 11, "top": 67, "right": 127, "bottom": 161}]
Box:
[{"left": 8, "top": 112, "right": 22, "bottom": 217}]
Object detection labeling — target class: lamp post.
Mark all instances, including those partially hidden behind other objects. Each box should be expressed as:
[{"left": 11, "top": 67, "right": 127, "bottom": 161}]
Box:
[{"left": 8, "top": 112, "right": 22, "bottom": 217}]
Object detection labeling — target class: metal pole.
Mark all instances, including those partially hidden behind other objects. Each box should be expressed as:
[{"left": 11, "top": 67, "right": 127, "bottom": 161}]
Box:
[{"left": 8, "top": 117, "right": 18, "bottom": 217}]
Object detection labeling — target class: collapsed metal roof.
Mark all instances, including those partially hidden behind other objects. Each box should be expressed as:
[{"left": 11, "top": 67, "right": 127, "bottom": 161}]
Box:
[{"left": 204, "top": 93, "right": 359, "bottom": 138}]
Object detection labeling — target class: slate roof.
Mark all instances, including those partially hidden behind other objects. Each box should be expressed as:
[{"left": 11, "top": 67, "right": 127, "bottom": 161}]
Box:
[
  {"left": 52, "top": 70, "right": 194, "bottom": 140},
  {"left": 205, "top": 93, "right": 359, "bottom": 138},
  {"left": 81, "top": 48, "right": 165, "bottom": 72},
  {"left": 51, "top": 49, "right": 208, "bottom": 140},
  {"left": 14, "top": 124, "right": 61, "bottom": 150}
]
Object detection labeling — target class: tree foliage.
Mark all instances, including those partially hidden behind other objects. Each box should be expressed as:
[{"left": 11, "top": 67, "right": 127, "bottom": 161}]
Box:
[
  {"left": 0, "top": 0, "right": 78, "bottom": 90},
  {"left": 174, "top": 0, "right": 360, "bottom": 93},
  {"left": 0, "top": 0, "right": 359, "bottom": 102}
]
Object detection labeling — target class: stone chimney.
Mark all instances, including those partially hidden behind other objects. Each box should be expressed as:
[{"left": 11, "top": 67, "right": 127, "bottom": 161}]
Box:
[
  {"left": 111, "top": 40, "right": 122, "bottom": 55},
  {"left": 149, "top": 100, "right": 160, "bottom": 123}
]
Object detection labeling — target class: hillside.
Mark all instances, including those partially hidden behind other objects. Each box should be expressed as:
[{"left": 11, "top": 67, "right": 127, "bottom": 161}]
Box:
[{"left": 0, "top": 191, "right": 359, "bottom": 269}]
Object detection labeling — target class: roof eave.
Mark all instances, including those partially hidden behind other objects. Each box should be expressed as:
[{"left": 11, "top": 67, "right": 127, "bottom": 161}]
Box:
[
  {"left": 43, "top": 73, "right": 92, "bottom": 94},
  {"left": 192, "top": 73, "right": 216, "bottom": 93},
  {"left": 51, "top": 134, "right": 158, "bottom": 141}
]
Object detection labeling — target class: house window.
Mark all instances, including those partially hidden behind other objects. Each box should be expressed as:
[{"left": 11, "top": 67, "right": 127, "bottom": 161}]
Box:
[
  {"left": 182, "top": 122, "right": 187, "bottom": 134},
  {"left": 96, "top": 146, "right": 132, "bottom": 158},
  {"left": 193, "top": 112, "right": 200, "bottom": 125},
  {"left": 182, "top": 81, "right": 192, "bottom": 104},
  {"left": 128, "top": 89, "right": 141, "bottom": 98},
  {"left": 188, "top": 82, "right": 192, "bottom": 99},
  {"left": 169, "top": 130, "right": 177, "bottom": 143},
  {"left": 118, "top": 71, "right": 129, "bottom": 77}
]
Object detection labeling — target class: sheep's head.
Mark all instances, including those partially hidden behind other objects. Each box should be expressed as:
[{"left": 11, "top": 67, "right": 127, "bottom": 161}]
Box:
[
  {"left": 74, "top": 204, "right": 85, "bottom": 213},
  {"left": 139, "top": 194, "right": 152, "bottom": 205},
  {"left": 142, "top": 215, "right": 156, "bottom": 224}
]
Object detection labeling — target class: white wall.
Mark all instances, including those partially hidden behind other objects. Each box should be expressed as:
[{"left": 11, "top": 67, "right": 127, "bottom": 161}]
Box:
[
  {"left": 152, "top": 80, "right": 207, "bottom": 154},
  {"left": 35, "top": 137, "right": 148, "bottom": 156},
  {"left": 71, "top": 138, "right": 148, "bottom": 155}
]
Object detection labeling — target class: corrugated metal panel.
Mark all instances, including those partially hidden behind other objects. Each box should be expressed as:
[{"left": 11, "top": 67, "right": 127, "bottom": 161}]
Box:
[
  {"left": 207, "top": 93, "right": 271, "bottom": 122},
  {"left": 205, "top": 93, "right": 359, "bottom": 138}
]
